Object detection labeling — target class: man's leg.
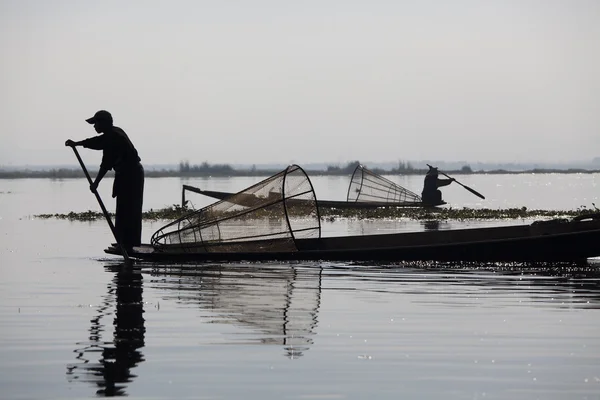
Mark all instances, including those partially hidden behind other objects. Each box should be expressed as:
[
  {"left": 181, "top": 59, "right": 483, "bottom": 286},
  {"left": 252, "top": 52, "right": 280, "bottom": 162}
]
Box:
[{"left": 131, "top": 166, "right": 144, "bottom": 246}]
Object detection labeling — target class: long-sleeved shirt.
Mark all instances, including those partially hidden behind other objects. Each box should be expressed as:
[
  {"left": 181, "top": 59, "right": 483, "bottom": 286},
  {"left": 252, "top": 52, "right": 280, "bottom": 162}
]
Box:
[
  {"left": 81, "top": 126, "right": 141, "bottom": 173},
  {"left": 423, "top": 174, "right": 453, "bottom": 192}
]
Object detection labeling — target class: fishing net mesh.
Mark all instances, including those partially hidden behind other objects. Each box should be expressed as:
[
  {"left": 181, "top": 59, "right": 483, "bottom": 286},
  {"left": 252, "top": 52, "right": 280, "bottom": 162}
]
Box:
[
  {"left": 151, "top": 165, "right": 321, "bottom": 253},
  {"left": 347, "top": 165, "right": 422, "bottom": 204}
]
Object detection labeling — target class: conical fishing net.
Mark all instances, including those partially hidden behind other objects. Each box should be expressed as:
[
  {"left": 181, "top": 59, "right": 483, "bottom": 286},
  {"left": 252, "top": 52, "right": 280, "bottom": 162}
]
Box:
[
  {"left": 151, "top": 165, "right": 321, "bottom": 253},
  {"left": 346, "top": 165, "right": 422, "bottom": 204}
]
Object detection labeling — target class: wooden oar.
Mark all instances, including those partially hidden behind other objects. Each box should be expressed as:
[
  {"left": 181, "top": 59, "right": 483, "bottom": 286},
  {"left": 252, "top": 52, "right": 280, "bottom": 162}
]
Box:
[
  {"left": 69, "top": 146, "right": 131, "bottom": 265},
  {"left": 427, "top": 164, "right": 485, "bottom": 200}
]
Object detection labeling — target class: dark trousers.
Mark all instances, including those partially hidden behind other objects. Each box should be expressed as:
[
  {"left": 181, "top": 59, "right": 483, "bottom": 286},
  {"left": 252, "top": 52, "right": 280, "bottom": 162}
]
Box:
[
  {"left": 421, "top": 189, "right": 442, "bottom": 206},
  {"left": 114, "top": 164, "right": 144, "bottom": 248}
]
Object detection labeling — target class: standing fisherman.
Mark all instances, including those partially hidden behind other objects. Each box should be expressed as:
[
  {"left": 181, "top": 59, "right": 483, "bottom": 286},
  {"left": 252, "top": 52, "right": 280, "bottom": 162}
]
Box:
[{"left": 65, "top": 110, "right": 144, "bottom": 253}]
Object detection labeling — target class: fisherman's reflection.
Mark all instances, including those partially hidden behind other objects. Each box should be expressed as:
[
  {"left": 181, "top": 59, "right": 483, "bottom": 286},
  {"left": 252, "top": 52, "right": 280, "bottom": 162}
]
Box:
[{"left": 67, "top": 265, "right": 145, "bottom": 396}]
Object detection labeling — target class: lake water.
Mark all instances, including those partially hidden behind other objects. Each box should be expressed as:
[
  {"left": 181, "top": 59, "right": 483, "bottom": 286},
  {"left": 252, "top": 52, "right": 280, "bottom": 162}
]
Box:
[{"left": 1, "top": 174, "right": 600, "bottom": 399}]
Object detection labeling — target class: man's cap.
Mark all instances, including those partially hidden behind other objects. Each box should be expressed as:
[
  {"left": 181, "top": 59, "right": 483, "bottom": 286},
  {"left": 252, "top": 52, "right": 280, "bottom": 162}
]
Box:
[
  {"left": 86, "top": 110, "right": 113, "bottom": 125},
  {"left": 426, "top": 165, "right": 438, "bottom": 175}
]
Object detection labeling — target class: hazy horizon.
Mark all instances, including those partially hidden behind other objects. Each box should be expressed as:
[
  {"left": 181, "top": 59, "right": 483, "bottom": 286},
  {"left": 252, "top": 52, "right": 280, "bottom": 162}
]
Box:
[
  {"left": 2, "top": 1, "right": 599, "bottom": 167},
  {"left": 2, "top": 157, "right": 599, "bottom": 173}
]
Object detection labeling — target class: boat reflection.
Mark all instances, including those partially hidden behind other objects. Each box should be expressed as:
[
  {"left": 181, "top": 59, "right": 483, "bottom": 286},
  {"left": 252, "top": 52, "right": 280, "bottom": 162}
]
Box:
[
  {"left": 66, "top": 265, "right": 145, "bottom": 396},
  {"left": 150, "top": 264, "right": 322, "bottom": 359},
  {"left": 422, "top": 220, "right": 441, "bottom": 231},
  {"left": 336, "top": 261, "right": 600, "bottom": 309}
]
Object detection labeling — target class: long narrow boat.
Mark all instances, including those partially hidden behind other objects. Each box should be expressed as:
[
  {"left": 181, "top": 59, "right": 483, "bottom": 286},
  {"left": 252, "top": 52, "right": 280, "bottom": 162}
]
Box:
[
  {"left": 181, "top": 185, "right": 440, "bottom": 209},
  {"left": 106, "top": 214, "right": 600, "bottom": 263},
  {"left": 105, "top": 165, "right": 600, "bottom": 263},
  {"left": 181, "top": 165, "right": 444, "bottom": 209}
]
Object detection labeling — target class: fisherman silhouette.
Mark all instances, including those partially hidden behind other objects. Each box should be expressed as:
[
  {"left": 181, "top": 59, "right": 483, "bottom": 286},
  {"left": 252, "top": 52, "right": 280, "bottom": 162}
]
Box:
[
  {"left": 421, "top": 165, "right": 454, "bottom": 206},
  {"left": 65, "top": 110, "right": 144, "bottom": 252}
]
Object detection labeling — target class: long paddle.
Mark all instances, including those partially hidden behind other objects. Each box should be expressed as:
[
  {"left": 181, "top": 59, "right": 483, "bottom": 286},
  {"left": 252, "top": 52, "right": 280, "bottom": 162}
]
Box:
[
  {"left": 69, "top": 146, "right": 131, "bottom": 265},
  {"left": 427, "top": 164, "right": 485, "bottom": 200}
]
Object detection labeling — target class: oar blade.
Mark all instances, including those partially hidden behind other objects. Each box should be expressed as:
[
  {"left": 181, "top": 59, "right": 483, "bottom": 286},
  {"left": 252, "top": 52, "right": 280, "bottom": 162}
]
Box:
[{"left": 462, "top": 184, "right": 485, "bottom": 200}]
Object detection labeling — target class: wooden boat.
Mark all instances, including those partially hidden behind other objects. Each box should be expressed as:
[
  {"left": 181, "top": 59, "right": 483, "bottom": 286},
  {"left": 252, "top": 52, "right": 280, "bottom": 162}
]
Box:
[
  {"left": 181, "top": 164, "right": 444, "bottom": 209},
  {"left": 106, "top": 213, "right": 600, "bottom": 263},
  {"left": 105, "top": 165, "right": 600, "bottom": 264},
  {"left": 181, "top": 185, "right": 442, "bottom": 209}
]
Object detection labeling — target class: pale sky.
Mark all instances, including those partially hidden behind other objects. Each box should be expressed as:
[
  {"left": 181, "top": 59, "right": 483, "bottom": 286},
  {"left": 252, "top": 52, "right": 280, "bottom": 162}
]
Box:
[{"left": 1, "top": 0, "right": 599, "bottom": 167}]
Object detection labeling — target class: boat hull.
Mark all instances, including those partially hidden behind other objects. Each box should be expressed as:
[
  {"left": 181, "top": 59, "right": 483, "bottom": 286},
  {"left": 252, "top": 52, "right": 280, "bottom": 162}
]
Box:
[{"left": 105, "top": 215, "right": 600, "bottom": 263}]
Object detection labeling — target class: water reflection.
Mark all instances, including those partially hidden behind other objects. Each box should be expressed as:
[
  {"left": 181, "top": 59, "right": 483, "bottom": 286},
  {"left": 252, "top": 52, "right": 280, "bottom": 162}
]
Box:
[
  {"left": 150, "top": 264, "right": 322, "bottom": 358},
  {"left": 67, "top": 265, "right": 145, "bottom": 396},
  {"left": 421, "top": 220, "right": 441, "bottom": 231},
  {"left": 329, "top": 262, "right": 600, "bottom": 309}
]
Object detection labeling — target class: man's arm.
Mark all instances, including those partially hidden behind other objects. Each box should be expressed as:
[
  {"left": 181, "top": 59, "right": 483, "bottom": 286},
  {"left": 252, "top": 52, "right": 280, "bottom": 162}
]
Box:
[
  {"left": 65, "top": 136, "right": 104, "bottom": 149},
  {"left": 437, "top": 178, "right": 454, "bottom": 188},
  {"left": 90, "top": 167, "right": 109, "bottom": 193}
]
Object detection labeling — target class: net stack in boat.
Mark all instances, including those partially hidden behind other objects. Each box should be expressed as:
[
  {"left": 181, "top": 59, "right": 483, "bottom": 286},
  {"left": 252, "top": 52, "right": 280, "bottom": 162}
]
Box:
[
  {"left": 151, "top": 165, "right": 321, "bottom": 253},
  {"left": 346, "top": 164, "right": 422, "bottom": 204}
]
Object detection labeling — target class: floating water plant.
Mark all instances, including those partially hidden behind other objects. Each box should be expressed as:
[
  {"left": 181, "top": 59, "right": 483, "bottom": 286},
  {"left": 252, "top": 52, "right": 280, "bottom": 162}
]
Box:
[{"left": 33, "top": 204, "right": 597, "bottom": 222}]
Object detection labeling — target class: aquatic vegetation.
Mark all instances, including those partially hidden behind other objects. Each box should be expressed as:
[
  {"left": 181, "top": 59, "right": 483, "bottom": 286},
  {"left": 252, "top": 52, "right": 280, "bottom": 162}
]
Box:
[
  {"left": 34, "top": 210, "right": 105, "bottom": 221},
  {"left": 33, "top": 204, "right": 597, "bottom": 222},
  {"left": 318, "top": 206, "right": 591, "bottom": 221},
  {"left": 34, "top": 204, "right": 190, "bottom": 222}
]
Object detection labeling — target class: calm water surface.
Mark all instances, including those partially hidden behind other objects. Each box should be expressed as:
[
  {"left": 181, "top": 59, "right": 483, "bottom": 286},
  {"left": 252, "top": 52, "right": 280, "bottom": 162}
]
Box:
[{"left": 1, "top": 175, "right": 599, "bottom": 399}]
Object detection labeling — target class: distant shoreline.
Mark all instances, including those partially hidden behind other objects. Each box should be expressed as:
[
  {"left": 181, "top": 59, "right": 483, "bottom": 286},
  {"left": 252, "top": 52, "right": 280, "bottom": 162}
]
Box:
[{"left": 1, "top": 167, "right": 598, "bottom": 179}]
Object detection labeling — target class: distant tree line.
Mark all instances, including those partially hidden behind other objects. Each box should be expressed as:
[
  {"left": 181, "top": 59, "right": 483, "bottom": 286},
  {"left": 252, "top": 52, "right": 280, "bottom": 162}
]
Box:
[
  {"left": 324, "top": 160, "right": 474, "bottom": 176},
  {"left": 326, "top": 160, "right": 362, "bottom": 175},
  {"left": 0, "top": 160, "right": 597, "bottom": 179},
  {"left": 178, "top": 160, "right": 236, "bottom": 176}
]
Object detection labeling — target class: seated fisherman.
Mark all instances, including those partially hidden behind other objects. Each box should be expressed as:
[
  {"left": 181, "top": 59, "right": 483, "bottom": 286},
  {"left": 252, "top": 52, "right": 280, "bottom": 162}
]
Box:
[{"left": 421, "top": 165, "right": 454, "bottom": 206}]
